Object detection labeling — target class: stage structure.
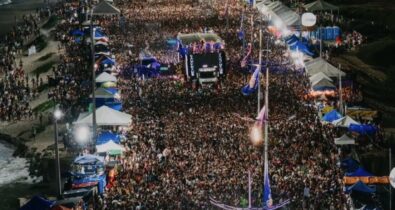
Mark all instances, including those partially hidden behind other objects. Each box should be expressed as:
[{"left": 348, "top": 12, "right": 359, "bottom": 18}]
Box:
[{"left": 177, "top": 32, "right": 227, "bottom": 87}]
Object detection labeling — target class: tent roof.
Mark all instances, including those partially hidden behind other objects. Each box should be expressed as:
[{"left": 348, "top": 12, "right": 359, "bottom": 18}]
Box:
[
  {"left": 311, "top": 78, "right": 335, "bottom": 88},
  {"left": 91, "top": 88, "right": 117, "bottom": 99},
  {"left": 332, "top": 115, "right": 360, "bottom": 127},
  {"left": 309, "top": 72, "right": 333, "bottom": 84},
  {"left": 96, "top": 140, "right": 125, "bottom": 155},
  {"left": 304, "top": 0, "right": 339, "bottom": 12},
  {"left": 256, "top": 1, "right": 301, "bottom": 27},
  {"left": 92, "top": 0, "right": 120, "bottom": 15},
  {"left": 73, "top": 106, "right": 131, "bottom": 126},
  {"left": 96, "top": 72, "right": 117, "bottom": 83},
  {"left": 74, "top": 154, "right": 104, "bottom": 165},
  {"left": 334, "top": 134, "right": 355, "bottom": 145},
  {"left": 322, "top": 109, "right": 342, "bottom": 122},
  {"left": 96, "top": 131, "right": 121, "bottom": 145},
  {"left": 305, "top": 57, "right": 345, "bottom": 77},
  {"left": 346, "top": 167, "right": 374, "bottom": 177},
  {"left": 345, "top": 181, "right": 375, "bottom": 194},
  {"left": 20, "top": 196, "right": 54, "bottom": 210}
]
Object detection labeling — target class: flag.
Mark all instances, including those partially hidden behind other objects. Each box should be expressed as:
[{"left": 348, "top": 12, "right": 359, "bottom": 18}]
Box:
[
  {"left": 241, "top": 43, "right": 252, "bottom": 68},
  {"left": 241, "top": 66, "right": 259, "bottom": 96},
  {"left": 256, "top": 106, "right": 266, "bottom": 124},
  {"left": 263, "top": 167, "right": 273, "bottom": 209}
]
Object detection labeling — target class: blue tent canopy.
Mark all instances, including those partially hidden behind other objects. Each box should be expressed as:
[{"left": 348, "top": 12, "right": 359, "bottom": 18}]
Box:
[
  {"left": 323, "top": 109, "right": 342, "bottom": 122},
  {"left": 345, "top": 181, "right": 376, "bottom": 194},
  {"left": 340, "top": 157, "right": 360, "bottom": 173},
  {"left": 74, "top": 155, "right": 104, "bottom": 165},
  {"left": 20, "top": 196, "right": 54, "bottom": 210},
  {"left": 349, "top": 124, "right": 377, "bottom": 135},
  {"left": 346, "top": 167, "right": 374, "bottom": 177},
  {"left": 105, "top": 88, "right": 118, "bottom": 95},
  {"left": 101, "top": 57, "right": 116, "bottom": 65},
  {"left": 70, "top": 29, "right": 85, "bottom": 36},
  {"left": 96, "top": 131, "right": 121, "bottom": 145}
]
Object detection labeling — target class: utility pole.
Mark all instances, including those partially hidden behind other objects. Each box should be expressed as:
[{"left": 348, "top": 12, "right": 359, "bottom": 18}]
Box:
[
  {"left": 257, "top": 29, "right": 262, "bottom": 115},
  {"left": 339, "top": 64, "right": 343, "bottom": 115}
]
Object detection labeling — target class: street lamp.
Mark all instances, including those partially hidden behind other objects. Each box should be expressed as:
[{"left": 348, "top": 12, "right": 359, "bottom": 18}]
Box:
[{"left": 53, "top": 106, "right": 63, "bottom": 197}]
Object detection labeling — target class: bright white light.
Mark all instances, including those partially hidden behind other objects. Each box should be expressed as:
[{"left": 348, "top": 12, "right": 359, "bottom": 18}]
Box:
[
  {"left": 250, "top": 124, "right": 263, "bottom": 145},
  {"left": 54, "top": 109, "right": 63, "bottom": 120},
  {"left": 75, "top": 126, "right": 91, "bottom": 144},
  {"left": 274, "top": 39, "right": 282, "bottom": 45}
]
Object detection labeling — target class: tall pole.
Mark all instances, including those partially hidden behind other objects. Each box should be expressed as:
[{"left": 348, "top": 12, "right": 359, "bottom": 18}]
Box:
[
  {"left": 90, "top": 9, "right": 97, "bottom": 146},
  {"left": 339, "top": 64, "right": 343, "bottom": 115},
  {"left": 390, "top": 147, "right": 392, "bottom": 210},
  {"left": 54, "top": 118, "right": 61, "bottom": 197},
  {"left": 248, "top": 170, "right": 252, "bottom": 208},
  {"left": 264, "top": 31, "right": 270, "bottom": 187},
  {"left": 257, "top": 29, "right": 262, "bottom": 115}
]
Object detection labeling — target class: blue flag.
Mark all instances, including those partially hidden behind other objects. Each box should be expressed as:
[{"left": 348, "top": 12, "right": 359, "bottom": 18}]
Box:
[
  {"left": 241, "top": 67, "right": 259, "bottom": 96},
  {"left": 263, "top": 167, "right": 273, "bottom": 209}
]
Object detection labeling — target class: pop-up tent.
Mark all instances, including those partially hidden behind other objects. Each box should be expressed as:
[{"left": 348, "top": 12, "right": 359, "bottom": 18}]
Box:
[
  {"left": 334, "top": 134, "right": 355, "bottom": 145},
  {"left": 304, "top": 0, "right": 339, "bottom": 12},
  {"left": 96, "top": 131, "right": 121, "bottom": 145},
  {"left": 309, "top": 72, "right": 333, "bottom": 84},
  {"left": 345, "top": 181, "right": 376, "bottom": 194},
  {"left": 74, "top": 106, "right": 131, "bottom": 126},
  {"left": 20, "top": 196, "right": 54, "bottom": 210},
  {"left": 311, "top": 77, "right": 336, "bottom": 91},
  {"left": 346, "top": 167, "right": 374, "bottom": 177},
  {"left": 305, "top": 57, "right": 345, "bottom": 77},
  {"left": 90, "top": 88, "right": 118, "bottom": 99},
  {"left": 340, "top": 157, "right": 360, "bottom": 173},
  {"left": 332, "top": 115, "right": 360, "bottom": 127},
  {"left": 74, "top": 154, "right": 104, "bottom": 165},
  {"left": 349, "top": 124, "right": 377, "bottom": 135},
  {"left": 96, "top": 140, "right": 125, "bottom": 155},
  {"left": 323, "top": 109, "right": 342, "bottom": 122},
  {"left": 96, "top": 72, "right": 117, "bottom": 83},
  {"left": 92, "top": 0, "right": 121, "bottom": 15}
]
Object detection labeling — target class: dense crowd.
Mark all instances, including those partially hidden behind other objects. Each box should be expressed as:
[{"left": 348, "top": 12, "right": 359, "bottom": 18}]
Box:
[
  {"left": 0, "top": 0, "right": 383, "bottom": 209},
  {"left": 89, "top": 0, "right": 348, "bottom": 209},
  {"left": 0, "top": 11, "right": 46, "bottom": 121}
]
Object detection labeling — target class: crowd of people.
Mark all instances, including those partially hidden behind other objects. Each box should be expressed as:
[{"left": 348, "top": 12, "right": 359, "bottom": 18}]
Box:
[
  {"left": 0, "top": 0, "right": 385, "bottom": 209},
  {"left": 0, "top": 11, "right": 47, "bottom": 121},
  {"left": 86, "top": 0, "right": 348, "bottom": 209}
]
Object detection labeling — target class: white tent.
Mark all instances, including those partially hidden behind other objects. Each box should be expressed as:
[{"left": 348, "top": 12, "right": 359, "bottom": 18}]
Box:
[
  {"left": 256, "top": 1, "right": 301, "bottom": 27},
  {"left": 74, "top": 106, "right": 131, "bottom": 126},
  {"left": 334, "top": 134, "right": 355, "bottom": 145},
  {"left": 311, "top": 78, "right": 335, "bottom": 89},
  {"left": 92, "top": 0, "right": 120, "bottom": 15},
  {"left": 305, "top": 57, "right": 345, "bottom": 77},
  {"left": 332, "top": 115, "right": 360, "bottom": 127},
  {"left": 96, "top": 72, "right": 117, "bottom": 83},
  {"left": 96, "top": 140, "right": 125, "bottom": 155},
  {"left": 91, "top": 88, "right": 116, "bottom": 99},
  {"left": 309, "top": 72, "right": 333, "bottom": 84}
]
